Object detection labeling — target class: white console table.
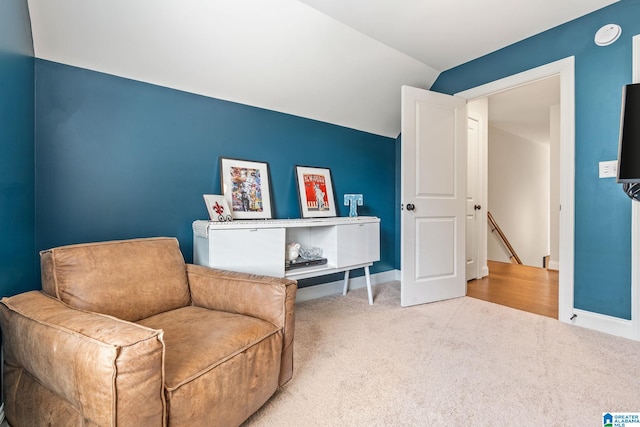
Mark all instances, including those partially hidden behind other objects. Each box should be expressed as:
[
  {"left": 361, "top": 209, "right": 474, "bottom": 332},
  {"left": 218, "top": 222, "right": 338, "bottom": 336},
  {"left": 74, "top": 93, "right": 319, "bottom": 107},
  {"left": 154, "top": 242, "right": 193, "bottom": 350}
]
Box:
[{"left": 192, "top": 216, "right": 380, "bottom": 304}]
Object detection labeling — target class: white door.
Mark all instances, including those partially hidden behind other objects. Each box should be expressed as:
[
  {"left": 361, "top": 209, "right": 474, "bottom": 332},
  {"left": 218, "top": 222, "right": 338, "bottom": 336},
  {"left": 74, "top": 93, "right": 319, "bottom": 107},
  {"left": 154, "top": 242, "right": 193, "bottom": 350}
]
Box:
[
  {"left": 400, "top": 86, "right": 467, "bottom": 307},
  {"left": 466, "top": 116, "right": 481, "bottom": 280}
]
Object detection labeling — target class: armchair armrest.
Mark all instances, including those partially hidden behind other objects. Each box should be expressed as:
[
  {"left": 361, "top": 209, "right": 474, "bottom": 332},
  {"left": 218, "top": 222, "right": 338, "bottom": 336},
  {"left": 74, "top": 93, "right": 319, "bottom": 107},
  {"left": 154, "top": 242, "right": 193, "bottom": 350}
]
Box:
[
  {"left": 186, "top": 264, "right": 297, "bottom": 385},
  {"left": 0, "top": 291, "right": 165, "bottom": 426}
]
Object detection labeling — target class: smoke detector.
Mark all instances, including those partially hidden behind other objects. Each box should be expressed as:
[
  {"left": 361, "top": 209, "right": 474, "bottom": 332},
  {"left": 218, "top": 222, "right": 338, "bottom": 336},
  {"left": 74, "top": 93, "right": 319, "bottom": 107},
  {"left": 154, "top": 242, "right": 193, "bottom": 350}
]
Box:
[{"left": 594, "top": 24, "right": 622, "bottom": 46}]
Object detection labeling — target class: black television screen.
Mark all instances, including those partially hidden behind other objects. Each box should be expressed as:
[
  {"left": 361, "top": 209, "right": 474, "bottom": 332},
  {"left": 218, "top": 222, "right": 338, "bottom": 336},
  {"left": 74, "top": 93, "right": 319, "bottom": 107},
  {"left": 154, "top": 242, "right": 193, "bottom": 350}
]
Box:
[{"left": 618, "top": 83, "right": 640, "bottom": 183}]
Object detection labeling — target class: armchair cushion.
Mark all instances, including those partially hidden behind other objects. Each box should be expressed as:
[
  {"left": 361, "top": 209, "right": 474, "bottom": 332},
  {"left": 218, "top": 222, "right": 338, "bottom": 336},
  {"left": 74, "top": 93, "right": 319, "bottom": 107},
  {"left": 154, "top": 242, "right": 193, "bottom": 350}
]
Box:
[
  {"left": 40, "top": 237, "right": 191, "bottom": 321},
  {"left": 186, "top": 264, "right": 297, "bottom": 385},
  {"left": 138, "top": 306, "right": 282, "bottom": 426}
]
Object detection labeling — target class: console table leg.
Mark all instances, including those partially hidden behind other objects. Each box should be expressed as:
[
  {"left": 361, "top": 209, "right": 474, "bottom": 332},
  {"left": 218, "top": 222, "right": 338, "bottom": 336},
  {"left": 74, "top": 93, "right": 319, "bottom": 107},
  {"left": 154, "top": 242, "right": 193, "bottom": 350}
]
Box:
[
  {"left": 343, "top": 270, "right": 350, "bottom": 295},
  {"left": 343, "top": 267, "right": 373, "bottom": 304},
  {"left": 365, "top": 266, "right": 373, "bottom": 305}
]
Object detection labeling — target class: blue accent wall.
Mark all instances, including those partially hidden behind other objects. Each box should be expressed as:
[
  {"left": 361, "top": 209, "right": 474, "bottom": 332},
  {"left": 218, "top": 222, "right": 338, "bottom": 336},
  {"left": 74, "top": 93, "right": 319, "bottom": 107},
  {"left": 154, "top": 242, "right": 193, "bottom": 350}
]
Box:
[
  {"left": 432, "top": 0, "right": 640, "bottom": 319},
  {"left": 34, "top": 60, "right": 396, "bottom": 287},
  {"left": 0, "top": 0, "right": 36, "bottom": 297},
  {"left": 395, "top": 134, "right": 402, "bottom": 269}
]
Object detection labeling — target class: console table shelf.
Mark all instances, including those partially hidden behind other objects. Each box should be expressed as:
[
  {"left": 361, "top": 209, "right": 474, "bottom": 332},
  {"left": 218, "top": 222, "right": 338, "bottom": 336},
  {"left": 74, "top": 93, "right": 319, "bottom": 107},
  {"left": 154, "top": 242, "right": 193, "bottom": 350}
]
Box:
[{"left": 192, "top": 216, "right": 380, "bottom": 304}]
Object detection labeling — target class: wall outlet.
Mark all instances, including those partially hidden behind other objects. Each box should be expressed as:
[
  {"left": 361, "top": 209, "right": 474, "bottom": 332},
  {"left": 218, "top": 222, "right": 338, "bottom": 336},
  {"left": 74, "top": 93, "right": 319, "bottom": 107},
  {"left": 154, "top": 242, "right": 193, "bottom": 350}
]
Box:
[{"left": 599, "top": 160, "right": 618, "bottom": 178}]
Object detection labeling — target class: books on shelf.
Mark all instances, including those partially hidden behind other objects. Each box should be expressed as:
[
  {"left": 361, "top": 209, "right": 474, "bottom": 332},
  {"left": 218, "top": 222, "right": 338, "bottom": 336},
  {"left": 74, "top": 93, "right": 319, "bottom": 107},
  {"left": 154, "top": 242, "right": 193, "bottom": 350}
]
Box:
[{"left": 285, "top": 257, "right": 327, "bottom": 271}]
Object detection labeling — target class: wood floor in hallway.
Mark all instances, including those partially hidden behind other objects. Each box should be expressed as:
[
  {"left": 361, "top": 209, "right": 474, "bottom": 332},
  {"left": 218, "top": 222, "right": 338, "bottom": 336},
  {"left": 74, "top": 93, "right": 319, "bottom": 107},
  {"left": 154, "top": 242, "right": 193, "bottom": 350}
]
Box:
[{"left": 467, "top": 261, "right": 559, "bottom": 319}]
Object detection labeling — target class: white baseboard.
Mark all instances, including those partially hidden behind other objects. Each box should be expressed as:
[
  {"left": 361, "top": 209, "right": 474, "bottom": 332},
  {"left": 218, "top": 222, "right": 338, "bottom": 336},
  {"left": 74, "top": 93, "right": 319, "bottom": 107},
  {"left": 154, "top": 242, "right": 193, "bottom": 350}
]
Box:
[
  {"left": 547, "top": 260, "right": 560, "bottom": 271},
  {"left": 296, "top": 270, "right": 400, "bottom": 303},
  {"left": 569, "top": 309, "right": 635, "bottom": 340},
  {"left": 481, "top": 265, "right": 489, "bottom": 278}
]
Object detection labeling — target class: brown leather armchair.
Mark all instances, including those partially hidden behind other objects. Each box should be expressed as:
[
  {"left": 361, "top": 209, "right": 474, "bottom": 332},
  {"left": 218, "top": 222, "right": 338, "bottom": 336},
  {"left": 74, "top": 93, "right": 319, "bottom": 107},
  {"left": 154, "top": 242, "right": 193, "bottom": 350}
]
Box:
[{"left": 0, "top": 237, "right": 297, "bottom": 426}]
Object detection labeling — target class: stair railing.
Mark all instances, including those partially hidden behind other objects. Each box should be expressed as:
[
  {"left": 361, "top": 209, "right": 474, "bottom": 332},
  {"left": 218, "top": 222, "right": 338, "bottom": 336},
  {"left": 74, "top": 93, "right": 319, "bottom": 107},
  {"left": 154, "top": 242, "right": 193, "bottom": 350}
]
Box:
[{"left": 487, "top": 211, "right": 523, "bottom": 265}]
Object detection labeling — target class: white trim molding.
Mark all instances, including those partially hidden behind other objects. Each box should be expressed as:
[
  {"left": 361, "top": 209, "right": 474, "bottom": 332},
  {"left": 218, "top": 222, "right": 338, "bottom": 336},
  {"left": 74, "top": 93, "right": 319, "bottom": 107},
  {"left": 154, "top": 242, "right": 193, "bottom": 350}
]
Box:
[
  {"left": 571, "top": 309, "right": 634, "bottom": 340},
  {"left": 632, "top": 34, "right": 640, "bottom": 341},
  {"left": 296, "top": 270, "right": 400, "bottom": 303},
  {"left": 547, "top": 261, "right": 560, "bottom": 271}
]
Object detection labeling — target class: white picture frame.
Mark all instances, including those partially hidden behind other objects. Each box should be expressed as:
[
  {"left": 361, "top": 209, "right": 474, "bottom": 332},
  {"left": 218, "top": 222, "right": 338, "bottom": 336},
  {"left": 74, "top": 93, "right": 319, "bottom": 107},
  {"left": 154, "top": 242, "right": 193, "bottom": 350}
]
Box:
[{"left": 203, "top": 194, "right": 233, "bottom": 222}]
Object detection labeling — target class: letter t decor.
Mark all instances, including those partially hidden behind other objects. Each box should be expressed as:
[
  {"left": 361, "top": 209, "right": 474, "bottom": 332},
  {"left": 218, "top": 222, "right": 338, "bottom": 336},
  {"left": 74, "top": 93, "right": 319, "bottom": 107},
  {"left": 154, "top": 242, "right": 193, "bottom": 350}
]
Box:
[{"left": 344, "top": 194, "right": 363, "bottom": 217}]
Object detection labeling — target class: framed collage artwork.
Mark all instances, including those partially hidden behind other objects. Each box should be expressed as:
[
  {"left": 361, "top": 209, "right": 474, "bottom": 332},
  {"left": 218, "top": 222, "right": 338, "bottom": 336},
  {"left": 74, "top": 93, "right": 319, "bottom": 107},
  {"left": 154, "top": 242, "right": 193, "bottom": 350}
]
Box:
[{"left": 219, "top": 157, "right": 273, "bottom": 220}]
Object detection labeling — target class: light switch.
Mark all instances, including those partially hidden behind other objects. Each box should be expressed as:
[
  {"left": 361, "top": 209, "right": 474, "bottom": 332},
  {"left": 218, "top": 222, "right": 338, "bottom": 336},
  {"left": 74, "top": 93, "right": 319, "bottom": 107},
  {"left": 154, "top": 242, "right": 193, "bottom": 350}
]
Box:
[{"left": 599, "top": 160, "right": 618, "bottom": 178}]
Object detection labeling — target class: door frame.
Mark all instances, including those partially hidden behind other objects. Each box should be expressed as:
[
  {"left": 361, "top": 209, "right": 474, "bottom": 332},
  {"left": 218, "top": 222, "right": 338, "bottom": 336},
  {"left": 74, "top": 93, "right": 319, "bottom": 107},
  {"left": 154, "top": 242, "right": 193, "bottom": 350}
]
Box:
[
  {"left": 632, "top": 35, "right": 640, "bottom": 340},
  {"left": 467, "top": 99, "right": 489, "bottom": 279},
  {"left": 456, "top": 56, "right": 575, "bottom": 323}
]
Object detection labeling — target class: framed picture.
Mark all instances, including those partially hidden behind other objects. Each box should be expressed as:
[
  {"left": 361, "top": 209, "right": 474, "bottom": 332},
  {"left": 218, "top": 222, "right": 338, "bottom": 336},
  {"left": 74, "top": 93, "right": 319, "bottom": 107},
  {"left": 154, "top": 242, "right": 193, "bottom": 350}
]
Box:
[
  {"left": 203, "top": 194, "right": 233, "bottom": 222},
  {"left": 219, "top": 157, "right": 273, "bottom": 219},
  {"left": 295, "top": 165, "right": 337, "bottom": 218}
]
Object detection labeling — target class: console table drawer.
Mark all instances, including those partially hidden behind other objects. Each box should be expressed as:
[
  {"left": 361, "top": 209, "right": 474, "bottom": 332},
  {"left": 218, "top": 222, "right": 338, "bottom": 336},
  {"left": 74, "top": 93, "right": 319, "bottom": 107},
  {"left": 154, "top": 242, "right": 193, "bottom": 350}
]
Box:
[
  {"left": 335, "top": 222, "right": 380, "bottom": 268},
  {"left": 205, "top": 228, "right": 285, "bottom": 277}
]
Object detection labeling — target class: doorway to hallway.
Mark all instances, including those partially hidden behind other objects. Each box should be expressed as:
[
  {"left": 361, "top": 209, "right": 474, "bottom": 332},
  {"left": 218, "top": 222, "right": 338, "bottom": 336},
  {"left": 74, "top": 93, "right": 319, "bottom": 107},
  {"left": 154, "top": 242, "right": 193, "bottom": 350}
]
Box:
[{"left": 458, "top": 57, "right": 574, "bottom": 321}]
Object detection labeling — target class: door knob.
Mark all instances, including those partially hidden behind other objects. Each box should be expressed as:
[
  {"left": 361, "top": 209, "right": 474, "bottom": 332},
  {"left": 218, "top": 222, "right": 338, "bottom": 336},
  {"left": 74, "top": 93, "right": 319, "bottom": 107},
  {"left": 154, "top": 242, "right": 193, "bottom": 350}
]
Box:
[
  {"left": 406, "top": 203, "right": 415, "bottom": 211},
  {"left": 474, "top": 205, "right": 481, "bottom": 210}
]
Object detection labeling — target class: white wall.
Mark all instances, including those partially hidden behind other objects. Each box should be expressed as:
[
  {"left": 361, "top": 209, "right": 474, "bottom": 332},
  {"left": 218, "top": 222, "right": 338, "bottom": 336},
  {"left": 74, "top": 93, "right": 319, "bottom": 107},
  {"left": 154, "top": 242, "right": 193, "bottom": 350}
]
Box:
[{"left": 488, "top": 126, "right": 550, "bottom": 267}]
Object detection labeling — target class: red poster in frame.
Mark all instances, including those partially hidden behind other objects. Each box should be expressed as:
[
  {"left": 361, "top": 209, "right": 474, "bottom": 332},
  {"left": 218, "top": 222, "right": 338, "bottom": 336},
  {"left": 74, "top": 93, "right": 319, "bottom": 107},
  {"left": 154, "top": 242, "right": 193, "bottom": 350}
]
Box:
[{"left": 295, "top": 166, "right": 336, "bottom": 218}]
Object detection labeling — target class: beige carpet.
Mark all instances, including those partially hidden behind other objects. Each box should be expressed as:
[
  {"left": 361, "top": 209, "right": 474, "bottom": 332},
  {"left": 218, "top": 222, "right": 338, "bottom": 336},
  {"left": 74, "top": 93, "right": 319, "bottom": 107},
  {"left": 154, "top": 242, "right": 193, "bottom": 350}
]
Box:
[{"left": 244, "top": 281, "right": 640, "bottom": 426}]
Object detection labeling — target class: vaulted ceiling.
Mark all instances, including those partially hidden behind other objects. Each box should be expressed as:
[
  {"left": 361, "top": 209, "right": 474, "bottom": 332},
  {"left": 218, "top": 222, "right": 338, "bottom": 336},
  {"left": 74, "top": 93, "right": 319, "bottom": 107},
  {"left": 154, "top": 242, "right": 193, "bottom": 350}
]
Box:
[{"left": 27, "top": 0, "right": 617, "bottom": 137}]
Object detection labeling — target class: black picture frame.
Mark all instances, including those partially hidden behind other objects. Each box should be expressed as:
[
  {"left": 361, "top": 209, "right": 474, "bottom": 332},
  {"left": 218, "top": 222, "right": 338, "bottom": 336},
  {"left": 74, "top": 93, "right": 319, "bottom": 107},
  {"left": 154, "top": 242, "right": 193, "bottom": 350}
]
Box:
[
  {"left": 220, "top": 157, "right": 273, "bottom": 219},
  {"left": 295, "top": 165, "right": 337, "bottom": 218}
]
